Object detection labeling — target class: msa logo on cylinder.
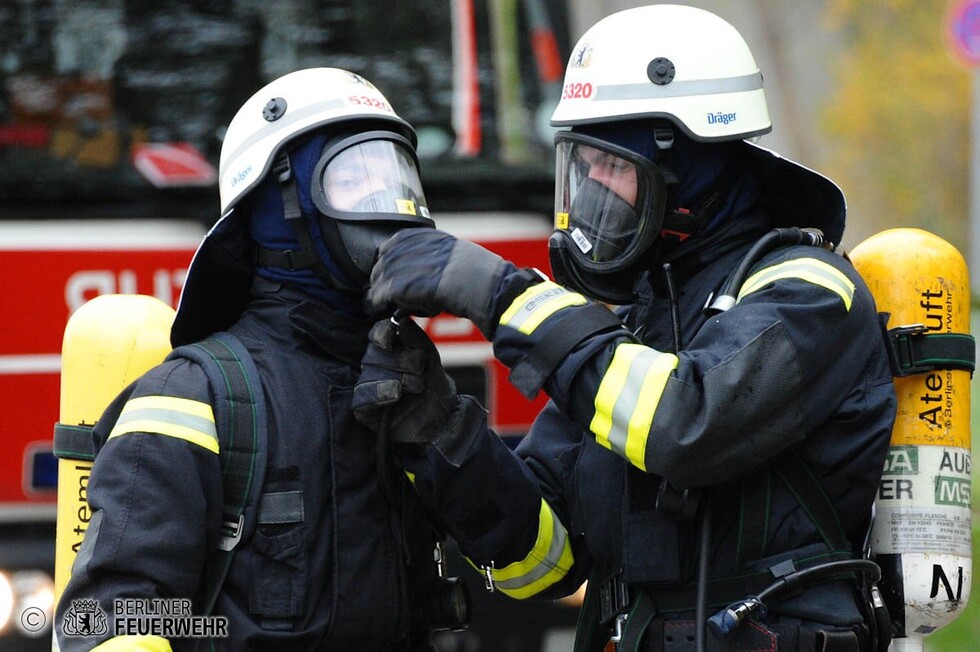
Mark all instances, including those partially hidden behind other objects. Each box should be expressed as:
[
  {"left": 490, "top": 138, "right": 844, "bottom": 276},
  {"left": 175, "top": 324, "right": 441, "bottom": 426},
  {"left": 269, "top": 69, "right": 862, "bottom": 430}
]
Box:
[{"left": 65, "top": 269, "right": 188, "bottom": 312}]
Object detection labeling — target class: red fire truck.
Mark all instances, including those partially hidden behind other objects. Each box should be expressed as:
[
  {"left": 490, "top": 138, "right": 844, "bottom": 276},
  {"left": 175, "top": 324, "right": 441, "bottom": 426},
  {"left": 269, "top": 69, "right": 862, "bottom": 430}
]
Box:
[{"left": 1, "top": 1, "right": 575, "bottom": 649}]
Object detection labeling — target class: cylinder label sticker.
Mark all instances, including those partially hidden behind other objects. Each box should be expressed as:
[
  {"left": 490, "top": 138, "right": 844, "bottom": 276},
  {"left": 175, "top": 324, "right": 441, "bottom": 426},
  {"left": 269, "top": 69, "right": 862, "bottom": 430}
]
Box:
[{"left": 873, "top": 445, "right": 972, "bottom": 555}]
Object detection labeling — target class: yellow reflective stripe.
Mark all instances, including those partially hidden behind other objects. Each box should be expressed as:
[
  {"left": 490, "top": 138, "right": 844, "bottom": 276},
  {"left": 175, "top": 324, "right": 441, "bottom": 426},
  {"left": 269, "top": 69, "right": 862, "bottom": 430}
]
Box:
[
  {"left": 467, "top": 499, "right": 574, "bottom": 599},
  {"left": 92, "top": 635, "right": 173, "bottom": 652},
  {"left": 737, "top": 257, "right": 854, "bottom": 311},
  {"left": 590, "top": 343, "right": 678, "bottom": 471},
  {"left": 108, "top": 395, "right": 219, "bottom": 454},
  {"left": 498, "top": 281, "right": 587, "bottom": 335}
]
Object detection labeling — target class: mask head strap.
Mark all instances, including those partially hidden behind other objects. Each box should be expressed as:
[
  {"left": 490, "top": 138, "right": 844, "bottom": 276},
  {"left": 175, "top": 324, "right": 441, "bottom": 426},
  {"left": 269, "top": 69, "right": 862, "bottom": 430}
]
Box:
[{"left": 267, "top": 151, "right": 359, "bottom": 291}]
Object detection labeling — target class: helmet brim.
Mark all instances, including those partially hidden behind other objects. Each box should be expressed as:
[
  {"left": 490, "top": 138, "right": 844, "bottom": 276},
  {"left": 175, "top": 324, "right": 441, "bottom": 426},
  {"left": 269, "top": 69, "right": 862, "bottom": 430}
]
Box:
[
  {"left": 171, "top": 211, "right": 254, "bottom": 347},
  {"left": 743, "top": 140, "right": 846, "bottom": 246}
]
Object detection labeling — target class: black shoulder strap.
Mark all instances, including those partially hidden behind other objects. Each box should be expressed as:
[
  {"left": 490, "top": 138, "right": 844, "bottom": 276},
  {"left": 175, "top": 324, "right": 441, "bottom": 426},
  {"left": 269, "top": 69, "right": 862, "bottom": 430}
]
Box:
[
  {"left": 171, "top": 332, "right": 268, "bottom": 619},
  {"left": 573, "top": 571, "right": 614, "bottom": 652},
  {"left": 735, "top": 467, "right": 771, "bottom": 569}
]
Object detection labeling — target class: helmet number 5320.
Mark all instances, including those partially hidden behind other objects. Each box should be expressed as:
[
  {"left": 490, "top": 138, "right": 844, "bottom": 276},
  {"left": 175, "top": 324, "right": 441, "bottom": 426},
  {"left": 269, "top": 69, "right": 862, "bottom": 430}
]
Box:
[
  {"left": 562, "top": 82, "right": 594, "bottom": 100},
  {"left": 348, "top": 95, "right": 394, "bottom": 113}
]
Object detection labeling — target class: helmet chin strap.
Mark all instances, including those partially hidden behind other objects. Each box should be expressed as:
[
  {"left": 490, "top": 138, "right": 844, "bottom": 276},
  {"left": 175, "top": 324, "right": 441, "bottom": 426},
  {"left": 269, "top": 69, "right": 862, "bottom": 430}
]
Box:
[
  {"left": 650, "top": 126, "right": 728, "bottom": 245},
  {"left": 659, "top": 197, "right": 722, "bottom": 244}
]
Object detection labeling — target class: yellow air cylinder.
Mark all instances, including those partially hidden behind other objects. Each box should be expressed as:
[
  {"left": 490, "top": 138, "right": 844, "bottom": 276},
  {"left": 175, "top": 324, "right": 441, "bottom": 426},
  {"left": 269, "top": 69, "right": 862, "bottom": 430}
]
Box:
[
  {"left": 53, "top": 295, "right": 175, "bottom": 608},
  {"left": 849, "top": 228, "right": 973, "bottom": 652}
]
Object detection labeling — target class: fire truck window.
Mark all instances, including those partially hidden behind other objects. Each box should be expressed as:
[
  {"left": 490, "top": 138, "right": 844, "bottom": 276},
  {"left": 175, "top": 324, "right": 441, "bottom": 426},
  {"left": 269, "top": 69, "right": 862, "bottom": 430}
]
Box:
[{"left": 0, "top": 0, "right": 570, "bottom": 219}]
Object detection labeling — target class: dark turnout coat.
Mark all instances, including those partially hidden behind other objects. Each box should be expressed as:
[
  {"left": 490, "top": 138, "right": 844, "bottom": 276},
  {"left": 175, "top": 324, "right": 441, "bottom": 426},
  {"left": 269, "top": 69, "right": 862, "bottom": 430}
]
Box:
[
  {"left": 399, "top": 207, "right": 895, "bottom": 645},
  {"left": 58, "top": 282, "right": 434, "bottom": 651}
]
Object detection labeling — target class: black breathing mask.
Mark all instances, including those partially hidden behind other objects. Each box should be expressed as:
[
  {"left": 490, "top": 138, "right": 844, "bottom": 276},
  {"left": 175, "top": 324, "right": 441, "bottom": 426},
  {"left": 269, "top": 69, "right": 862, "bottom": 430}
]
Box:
[
  {"left": 549, "top": 130, "right": 673, "bottom": 304},
  {"left": 310, "top": 129, "right": 433, "bottom": 287}
]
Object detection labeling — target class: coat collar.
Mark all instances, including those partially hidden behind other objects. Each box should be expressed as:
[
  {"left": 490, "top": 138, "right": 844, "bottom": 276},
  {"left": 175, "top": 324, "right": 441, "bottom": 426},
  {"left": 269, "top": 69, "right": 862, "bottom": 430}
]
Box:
[
  {"left": 249, "top": 278, "right": 374, "bottom": 367},
  {"left": 641, "top": 207, "right": 770, "bottom": 296}
]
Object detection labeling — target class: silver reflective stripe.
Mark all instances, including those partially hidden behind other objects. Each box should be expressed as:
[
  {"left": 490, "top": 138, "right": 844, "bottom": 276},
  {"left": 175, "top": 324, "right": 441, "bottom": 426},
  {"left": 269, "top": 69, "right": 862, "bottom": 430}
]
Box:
[
  {"left": 468, "top": 499, "right": 574, "bottom": 599},
  {"left": 221, "top": 98, "right": 348, "bottom": 171},
  {"left": 603, "top": 348, "right": 666, "bottom": 455},
  {"left": 108, "top": 395, "right": 219, "bottom": 453},
  {"left": 498, "top": 281, "right": 587, "bottom": 335},
  {"left": 737, "top": 257, "right": 855, "bottom": 311},
  {"left": 494, "top": 522, "right": 569, "bottom": 593},
  {"left": 591, "top": 344, "right": 678, "bottom": 471},
  {"left": 595, "top": 72, "right": 763, "bottom": 101},
  {"left": 114, "top": 407, "right": 217, "bottom": 441}
]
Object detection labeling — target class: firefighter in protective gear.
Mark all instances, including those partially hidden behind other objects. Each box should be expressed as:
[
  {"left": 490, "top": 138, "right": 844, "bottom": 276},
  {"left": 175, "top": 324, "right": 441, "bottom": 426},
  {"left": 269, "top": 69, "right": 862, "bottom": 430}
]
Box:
[
  {"left": 56, "top": 68, "right": 447, "bottom": 651},
  {"left": 355, "top": 5, "right": 895, "bottom": 651}
]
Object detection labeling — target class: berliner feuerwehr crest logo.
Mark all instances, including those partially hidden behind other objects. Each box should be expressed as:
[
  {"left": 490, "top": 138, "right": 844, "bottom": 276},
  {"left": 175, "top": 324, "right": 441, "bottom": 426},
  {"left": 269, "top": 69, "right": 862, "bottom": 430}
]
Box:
[
  {"left": 572, "top": 42, "right": 593, "bottom": 68},
  {"left": 345, "top": 71, "right": 377, "bottom": 90},
  {"left": 63, "top": 598, "right": 108, "bottom": 636}
]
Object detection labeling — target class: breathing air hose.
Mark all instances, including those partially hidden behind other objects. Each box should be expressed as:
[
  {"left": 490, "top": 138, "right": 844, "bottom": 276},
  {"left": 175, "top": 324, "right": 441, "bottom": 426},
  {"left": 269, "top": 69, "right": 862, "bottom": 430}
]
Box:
[
  {"left": 695, "top": 226, "right": 835, "bottom": 651},
  {"left": 707, "top": 559, "right": 883, "bottom": 638},
  {"left": 705, "top": 227, "right": 827, "bottom": 315}
]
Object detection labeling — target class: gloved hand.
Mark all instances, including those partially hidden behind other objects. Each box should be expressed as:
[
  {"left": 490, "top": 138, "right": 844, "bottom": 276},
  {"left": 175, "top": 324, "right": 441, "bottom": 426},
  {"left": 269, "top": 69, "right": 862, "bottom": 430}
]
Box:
[
  {"left": 366, "top": 228, "right": 542, "bottom": 339},
  {"left": 353, "top": 317, "right": 460, "bottom": 445}
]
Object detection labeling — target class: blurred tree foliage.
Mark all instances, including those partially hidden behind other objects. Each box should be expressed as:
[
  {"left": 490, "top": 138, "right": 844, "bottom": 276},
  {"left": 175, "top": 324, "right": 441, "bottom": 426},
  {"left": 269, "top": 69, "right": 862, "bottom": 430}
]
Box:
[{"left": 820, "top": 0, "right": 971, "bottom": 246}]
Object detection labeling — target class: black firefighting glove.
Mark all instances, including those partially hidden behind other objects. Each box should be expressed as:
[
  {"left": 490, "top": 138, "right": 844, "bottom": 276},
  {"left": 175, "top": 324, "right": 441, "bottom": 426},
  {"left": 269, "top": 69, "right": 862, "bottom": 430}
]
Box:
[
  {"left": 366, "top": 228, "right": 543, "bottom": 339},
  {"left": 353, "top": 318, "right": 458, "bottom": 444},
  {"left": 354, "top": 318, "right": 489, "bottom": 468}
]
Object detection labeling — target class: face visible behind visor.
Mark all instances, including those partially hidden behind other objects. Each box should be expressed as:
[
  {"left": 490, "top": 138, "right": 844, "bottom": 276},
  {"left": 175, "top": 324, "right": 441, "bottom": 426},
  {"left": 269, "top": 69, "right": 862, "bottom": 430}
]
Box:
[
  {"left": 173, "top": 68, "right": 425, "bottom": 347},
  {"left": 310, "top": 129, "right": 432, "bottom": 285},
  {"left": 546, "top": 5, "right": 773, "bottom": 305},
  {"left": 549, "top": 130, "right": 671, "bottom": 304}
]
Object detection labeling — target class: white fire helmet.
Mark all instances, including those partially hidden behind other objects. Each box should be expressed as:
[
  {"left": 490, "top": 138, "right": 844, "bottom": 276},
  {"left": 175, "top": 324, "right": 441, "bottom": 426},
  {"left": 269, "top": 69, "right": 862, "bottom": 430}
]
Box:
[
  {"left": 172, "top": 68, "right": 428, "bottom": 346},
  {"left": 550, "top": 4, "right": 770, "bottom": 141},
  {"left": 219, "top": 67, "right": 418, "bottom": 216},
  {"left": 546, "top": 5, "right": 845, "bottom": 304}
]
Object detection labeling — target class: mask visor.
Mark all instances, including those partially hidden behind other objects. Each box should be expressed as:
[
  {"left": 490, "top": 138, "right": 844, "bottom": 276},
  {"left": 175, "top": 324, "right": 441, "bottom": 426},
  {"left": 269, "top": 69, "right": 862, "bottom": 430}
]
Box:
[
  {"left": 554, "top": 132, "right": 669, "bottom": 273},
  {"left": 312, "top": 132, "right": 432, "bottom": 225}
]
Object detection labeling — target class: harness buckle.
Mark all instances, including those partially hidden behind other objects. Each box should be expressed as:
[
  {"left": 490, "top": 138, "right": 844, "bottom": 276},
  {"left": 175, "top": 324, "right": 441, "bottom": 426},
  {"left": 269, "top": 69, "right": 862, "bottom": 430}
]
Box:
[
  {"left": 887, "top": 324, "right": 930, "bottom": 376},
  {"left": 481, "top": 561, "right": 496, "bottom": 593},
  {"left": 599, "top": 575, "right": 631, "bottom": 625},
  {"left": 218, "top": 515, "right": 244, "bottom": 552},
  {"left": 273, "top": 152, "right": 292, "bottom": 183},
  {"left": 609, "top": 612, "right": 628, "bottom": 645}
]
